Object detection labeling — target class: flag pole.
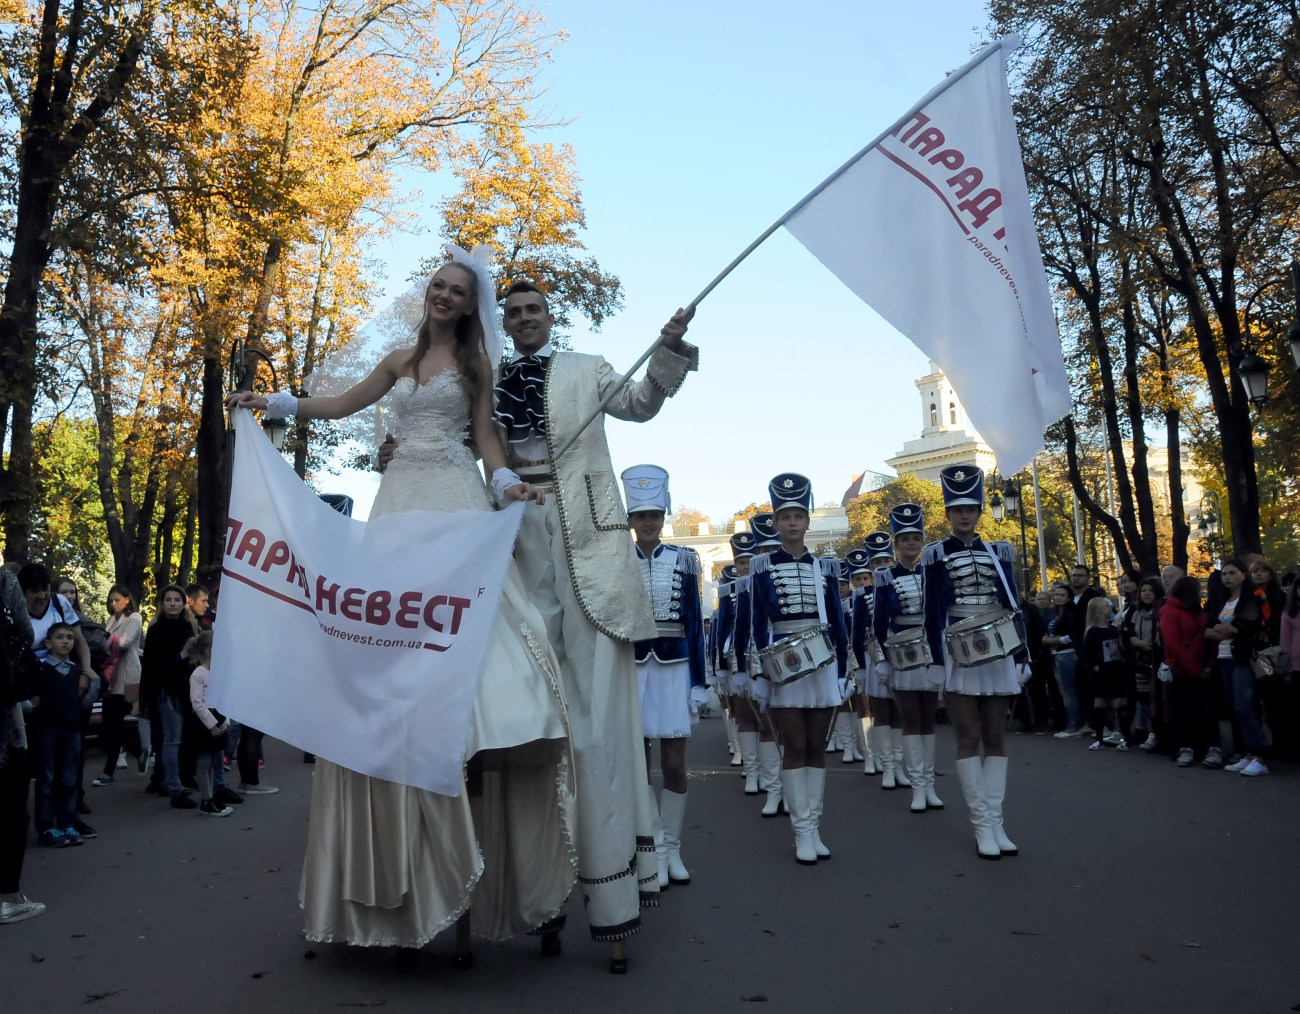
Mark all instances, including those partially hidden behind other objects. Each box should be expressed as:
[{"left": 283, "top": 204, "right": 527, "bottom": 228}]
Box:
[{"left": 551, "top": 37, "right": 1017, "bottom": 463}]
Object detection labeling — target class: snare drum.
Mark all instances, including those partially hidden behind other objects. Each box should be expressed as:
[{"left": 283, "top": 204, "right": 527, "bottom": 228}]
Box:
[
  {"left": 944, "top": 610, "right": 1022, "bottom": 668},
  {"left": 884, "top": 626, "right": 934, "bottom": 671},
  {"left": 758, "top": 626, "right": 835, "bottom": 687}
]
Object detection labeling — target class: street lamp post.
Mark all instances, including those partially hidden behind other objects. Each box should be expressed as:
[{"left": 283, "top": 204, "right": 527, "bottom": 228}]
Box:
[
  {"left": 1002, "top": 477, "right": 1031, "bottom": 595},
  {"left": 1197, "top": 490, "right": 1222, "bottom": 569},
  {"left": 225, "top": 336, "right": 286, "bottom": 502}
]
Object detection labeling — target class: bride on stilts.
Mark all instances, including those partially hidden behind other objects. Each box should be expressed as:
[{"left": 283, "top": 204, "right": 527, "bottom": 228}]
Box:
[{"left": 226, "top": 248, "right": 576, "bottom": 966}]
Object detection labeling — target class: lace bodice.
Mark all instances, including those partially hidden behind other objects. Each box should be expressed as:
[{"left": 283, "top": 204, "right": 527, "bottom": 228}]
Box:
[{"left": 369, "top": 373, "right": 493, "bottom": 519}]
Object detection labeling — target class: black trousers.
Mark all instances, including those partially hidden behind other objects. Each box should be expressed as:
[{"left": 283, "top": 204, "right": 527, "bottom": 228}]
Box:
[
  {"left": 1171, "top": 674, "right": 1220, "bottom": 757},
  {"left": 236, "top": 726, "right": 265, "bottom": 786},
  {"left": 100, "top": 694, "right": 132, "bottom": 775},
  {"left": 0, "top": 748, "right": 29, "bottom": 894}
]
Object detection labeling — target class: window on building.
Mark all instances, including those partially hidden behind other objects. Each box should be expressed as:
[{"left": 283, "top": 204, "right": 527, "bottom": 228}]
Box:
[
  {"left": 929, "top": 403, "right": 938, "bottom": 427},
  {"left": 949, "top": 402, "right": 957, "bottom": 425}
]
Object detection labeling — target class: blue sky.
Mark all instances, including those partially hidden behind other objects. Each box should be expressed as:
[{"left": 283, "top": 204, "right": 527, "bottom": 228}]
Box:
[{"left": 333, "top": 0, "right": 998, "bottom": 520}]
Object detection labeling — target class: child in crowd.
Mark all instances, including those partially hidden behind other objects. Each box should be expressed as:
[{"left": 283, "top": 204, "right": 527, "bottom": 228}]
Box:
[
  {"left": 1082, "top": 599, "right": 1129, "bottom": 752},
  {"left": 182, "top": 632, "right": 234, "bottom": 817},
  {"left": 29, "top": 623, "right": 96, "bottom": 846}
]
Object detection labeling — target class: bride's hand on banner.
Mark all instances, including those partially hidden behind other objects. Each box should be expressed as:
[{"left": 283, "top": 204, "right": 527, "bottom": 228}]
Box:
[
  {"left": 659, "top": 305, "right": 696, "bottom": 353},
  {"left": 376, "top": 433, "right": 398, "bottom": 473},
  {"left": 225, "top": 391, "right": 268, "bottom": 412},
  {"left": 503, "top": 482, "right": 546, "bottom": 506}
]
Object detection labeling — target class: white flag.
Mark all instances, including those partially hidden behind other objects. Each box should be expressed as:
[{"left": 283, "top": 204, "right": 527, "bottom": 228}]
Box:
[
  {"left": 784, "top": 36, "right": 1070, "bottom": 474},
  {"left": 209, "top": 410, "right": 523, "bottom": 796}
]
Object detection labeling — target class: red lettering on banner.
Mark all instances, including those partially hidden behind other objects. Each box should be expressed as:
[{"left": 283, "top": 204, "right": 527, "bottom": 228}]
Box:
[
  {"left": 445, "top": 597, "right": 471, "bottom": 635},
  {"left": 287, "top": 556, "right": 310, "bottom": 596},
  {"left": 958, "top": 189, "right": 1002, "bottom": 229},
  {"left": 366, "top": 591, "right": 392, "bottom": 625},
  {"left": 946, "top": 166, "right": 984, "bottom": 199},
  {"left": 261, "top": 541, "right": 291, "bottom": 574},
  {"left": 908, "top": 127, "right": 945, "bottom": 156},
  {"left": 340, "top": 587, "right": 364, "bottom": 621},
  {"left": 929, "top": 148, "right": 964, "bottom": 170},
  {"left": 315, "top": 576, "right": 340, "bottom": 614},
  {"left": 893, "top": 111, "right": 930, "bottom": 144},
  {"left": 234, "top": 527, "right": 266, "bottom": 567},
  {"left": 423, "top": 594, "right": 449, "bottom": 632},
  {"left": 225, "top": 518, "right": 244, "bottom": 556},
  {"left": 395, "top": 591, "right": 422, "bottom": 629}
]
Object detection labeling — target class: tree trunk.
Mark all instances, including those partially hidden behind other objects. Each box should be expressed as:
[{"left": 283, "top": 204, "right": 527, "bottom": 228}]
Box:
[
  {"left": 196, "top": 352, "right": 228, "bottom": 571},
  {"left": 1165, "top": 407, "right": 1190, "bottom": 571}
]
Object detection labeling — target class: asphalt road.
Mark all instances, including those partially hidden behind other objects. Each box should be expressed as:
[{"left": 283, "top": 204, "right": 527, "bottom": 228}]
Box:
[{"left": 4, "top": 721, "right": 1298, "bottom": 1014}]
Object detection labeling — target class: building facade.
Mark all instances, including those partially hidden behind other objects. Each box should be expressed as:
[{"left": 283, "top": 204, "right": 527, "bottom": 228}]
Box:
[{"left": 885, "top": 360, "right": 996, "bottom": 481}]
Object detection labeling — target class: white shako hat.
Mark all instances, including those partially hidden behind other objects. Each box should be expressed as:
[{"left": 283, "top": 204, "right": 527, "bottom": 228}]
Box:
[{"left": 620, "top": 463, "right": 671, "bottom": 516}]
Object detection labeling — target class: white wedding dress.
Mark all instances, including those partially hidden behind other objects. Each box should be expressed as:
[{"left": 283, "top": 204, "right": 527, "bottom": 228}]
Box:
[{"left": 300, "top": 373, "right": 577, "bottom": 946}]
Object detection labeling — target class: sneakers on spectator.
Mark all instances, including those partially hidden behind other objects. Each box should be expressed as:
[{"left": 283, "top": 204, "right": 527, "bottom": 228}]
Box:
[
  {"left": 213, "top": 787, "right": 244, "bottom": 806},
  {"left": 238, "top": 783, "right": 279, "bottom": 795},
  {"left": 1240, "top": 759, "right": 1269, "bottom": 777},
  {"left": 61, "top": 827, "right": 83, "bottom": 847},
  {"left": 1202, "top": 748, "right": 1225, "bottom": 769},
  {"left": 1225, "top": 756, "right": 1251, "bottom": 773},
  {"left": 1116, "top": 740, "right": 1129, "bottom": 752},
  {"left": 199, "top": 799, "right": 234, "bottom": 817},
  {"left": 222, "top": 756, "right": 231, "bottom": 771},
  {"left": 1139, "top": 733, "right": 1158, "bottom": 752},
  {"left": 1088, "top": 740, "right": 1105, "bottom": 751},
  {"left": 115, "top": 753, "right": 127, "bottom": 769},
  {"left": 38, "top": 829, "right": 66, "bottom": 848},
  {"left": 73, "top": 821, "right": 97, "bottom": 839},
  {"left": 170, "top": 793, "right": 198, "bottom": 810},
  {"left": 1176, "top": 748, "right": 1194, "bottom": 767},
  {"left": 1080, "top": 725, "right": 1095, "bottom": 736},
  {"left": 0, "top": 895, "right": 46, "bottom": 924},
  {"left": 1055, "top": 729, "right": 1082, "bottom": 739},
  {"left": 1104, "top": 730, "right": 1124, "bottom": 745},
  {"left": 91, "top": 776, "right": 113, "bottom": 787}
]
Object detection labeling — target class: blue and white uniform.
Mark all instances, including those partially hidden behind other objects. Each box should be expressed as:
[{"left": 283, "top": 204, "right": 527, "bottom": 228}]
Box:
[
  {"left": 874, "top": 505, "right": 946, "bottom": 693},
  {"left": 750, "top": 477, "right": 848, "bottom": 710},
  {"left": 853, "top": 531, "right": 895, "bottom": 699},
  {"left": 622, "top": 466, "right": 709, "bottom": 738},
  {"left": 921, "top": 468, "right": 1024, "bottom": 697}
]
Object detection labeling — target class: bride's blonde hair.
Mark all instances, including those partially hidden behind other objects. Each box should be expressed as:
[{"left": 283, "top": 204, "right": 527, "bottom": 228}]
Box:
[{"left": 404, "top": 262, "right": 487, "bottom": 401}]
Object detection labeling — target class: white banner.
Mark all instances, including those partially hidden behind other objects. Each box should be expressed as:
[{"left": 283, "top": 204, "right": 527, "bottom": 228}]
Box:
[
  {"left": 784, "top": 36, "right": 1071, "bottom": 475},
  {"left": 209, "top": 410, "right": 523, "bottom": 796}
]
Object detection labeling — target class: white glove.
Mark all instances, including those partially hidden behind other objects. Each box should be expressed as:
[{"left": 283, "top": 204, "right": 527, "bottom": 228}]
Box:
[
  {"left": 491, "top": 467, "right": 524, "bottom": 503},
  {"left": 751, "top": 676, "right": 771, "bottom": 707},
  {"left": 264, "top": 390, "right": 299, "bottom": 417},
  {"left": 838, "top": 677, "right": 856, "bottom": 702},
  {"left": 689, "top": 685, "right": 710, "bottom": 716}
]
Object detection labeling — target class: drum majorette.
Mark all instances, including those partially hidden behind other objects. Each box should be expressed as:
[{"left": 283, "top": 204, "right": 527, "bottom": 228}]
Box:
[
  {"left": 921, "top": 466, "right": 1026, "bottom": 860},
  {"left": 873, "top": 503, "right": 945, "bottom": 813},
  {"left": 621, "top": 465, "right": 709, "bottom": 891},
  {"left": 710, "top": 562, "right": 742, "bottom": 767},
  {"left": 829, "top": 558, "right": 864, "bottom": 764},
  {"left": 747, "top": 513, "right": 786, "bottom": 819},
  {"left": 750, "top": 474, "right": 849, "bottom": 865},
  {"left": 715, "top": 535, "right": 766, "bottom": 798},
  {"left": 844, "top": 549, "right": 879, "bottom": 775},
  {"left": 854, "top": 530, "right": 911, "bottom": 790}
]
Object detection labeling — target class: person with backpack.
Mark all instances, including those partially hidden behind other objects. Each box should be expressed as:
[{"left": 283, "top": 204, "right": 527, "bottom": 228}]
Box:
[{"left": 0, "top": 567, "right": 44, "bottom": 923}]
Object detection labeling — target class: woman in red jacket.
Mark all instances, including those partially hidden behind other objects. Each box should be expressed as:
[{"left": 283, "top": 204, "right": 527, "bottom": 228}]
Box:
[{"left": 1159, "top": 576, "right": 1218, "bottom": 767}]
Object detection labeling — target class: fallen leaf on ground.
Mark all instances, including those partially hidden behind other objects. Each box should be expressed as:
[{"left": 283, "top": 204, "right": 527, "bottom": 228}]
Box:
[
  {"left": 30, "top": 953, "right": 44, "bottom": 963},
  {"left": 761, "top": 929, "right": 776, "bottom": 937},
  {"left": 338, "top": 1001, "right": 386, "bottom": 1008},
  {"left": 251, "top": 972, "right": 265, "bottom": 979},
  {"left": 70, "top": 933, "right": 86, "bottom": 939},
  {"left": 740, "top": 995, "right": 768, "bottom": 1003},
  {"left": 265, "top": 867, "right": 282, "bottom": 873},
  {"left": 1138, "top": 952, "right": 1158, "bottom": 964},
  {"left": 1180, "top": 942, "right": 1202, "bottom": 948},
  {"left": 888, "top": 920, "right": 904, "bottom": 929},
  {"left": 304, "top": 950, "right": 317, "bottom": 960},
  {"left": 1011, "top": 930, "right": 1043, "bottom": 936},
  {"left": 85, "top": 989, "right": 124, "bottom": 1003}
]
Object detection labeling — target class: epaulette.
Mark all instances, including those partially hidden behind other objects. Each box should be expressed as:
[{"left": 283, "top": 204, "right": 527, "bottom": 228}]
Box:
[
  {"left": 873, "top": 566, "right": 895, "bottom": 588},
  {"left": 674, "top": 546, "right": 702, "bottom": 576},
  {"left": 989, "top": 540, "right": 1015, "bottom": 562},
  {"left": 750, "top": 554, "right": 772, "bottom": 576},
  {"left": 736, "top": 575, "right": 752, "bottom": 593},
  {"left": 817, "top": 557, "right": 841, "bottom": 580},
  {"left": 921, "top": 541, "right": 947, "bottom": 566}
]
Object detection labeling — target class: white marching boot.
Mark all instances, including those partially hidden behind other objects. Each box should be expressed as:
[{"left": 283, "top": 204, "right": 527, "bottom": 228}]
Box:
[
  {"left": 878, "top": 726, "right": 897, "bottom": 789},
  {"left": 738, "top": 731, "right": 760, "bottom": 795},
  {"left": 827, "top": 714, "right": 844, "bottom": 753},
  {"left": 903, "top": 734, "right": 927, "bottom": 812},
  {"left": 659, "top": 789, "right": 691, "bottom": 884},
  {"left": 922, "top": 733, "right": 944, "bottom": 809},
  {"left": 891, "top": 728, "right": 911, "bottom": 788},
  {"left": 982, "top": 755, "right": 1017, "bottom": 856},
  {"left": 805, "top": 767, "right": 831, "bottom": 859},
  {"left": 726, "top": 713, "right": 742, "bottom": 766},
  {"left": 840, "top": 715, "right": 862, "bottom": 762},
  {"left": 955, "top": 757, "right": 1001, "bottom": 860},
  {"left": 780, "top": 767, "right": 818, "bottom": 865},
  {"left": 758, "top": 740, "right": 784, "bottom": 817},
  {"left": 648, "top": 784, "right": 670, "bottom": 888},
  {"left": 861, "top": 718, "right": 878, "bottom": 776}
]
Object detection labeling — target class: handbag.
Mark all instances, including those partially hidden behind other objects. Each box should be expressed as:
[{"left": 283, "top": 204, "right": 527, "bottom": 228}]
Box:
[
  {"left": 1156, "top": 662, "right": 1174, "bottom": 684},
  {"left": 1251, "top": 645, "right": 1291, "bottom": 680}
]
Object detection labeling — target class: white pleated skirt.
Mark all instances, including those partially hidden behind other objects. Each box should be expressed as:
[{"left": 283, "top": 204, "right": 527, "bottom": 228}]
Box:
[
  {"left": 864, "top": 661, "right": 893, "bottom": 698},
  {"left": 886, "top": 659, "right": 946, "bottom": 693},
  {"left": 638, "top": 658, "right": 697, "bottom": 739},
  {"left": 770, "top": 661, "right": 842, "bottom": 709},
  {"left": 942, "top": 643, "right": 1024, "bottom": 697}
]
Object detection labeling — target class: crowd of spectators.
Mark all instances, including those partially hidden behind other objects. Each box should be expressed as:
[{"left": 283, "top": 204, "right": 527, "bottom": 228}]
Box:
[
  {"left": 1018, "top": 557, "right": 1298, "bottom": 777},
  {"left": 0, "top": 564, "right": 280, "bottom": 925}
]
